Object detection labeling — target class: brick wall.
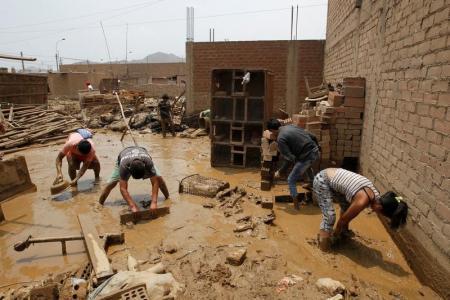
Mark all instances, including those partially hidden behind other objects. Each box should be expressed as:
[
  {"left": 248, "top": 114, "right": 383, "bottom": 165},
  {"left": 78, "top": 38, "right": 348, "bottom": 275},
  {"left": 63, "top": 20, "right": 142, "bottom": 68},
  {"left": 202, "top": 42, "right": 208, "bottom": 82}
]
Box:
[
  {"left": 324, "top": 0, "right": 449, "bottom": 297},
  {"left": 186, "top": 40, "right": 325, "bottom": 113},
  {"left": 0, "top": 73, "right": 48, "bottom": 105}
]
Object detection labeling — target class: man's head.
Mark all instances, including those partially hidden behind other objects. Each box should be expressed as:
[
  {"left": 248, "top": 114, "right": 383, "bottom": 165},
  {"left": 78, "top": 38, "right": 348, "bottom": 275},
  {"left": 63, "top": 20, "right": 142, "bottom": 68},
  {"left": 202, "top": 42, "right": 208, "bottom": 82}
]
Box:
[
  {"left": 371, "top": 191, "right": 408, "bottom": 229},
  {"left": 266, "top": 119, "right": 281, "bottom": 134},
  {"left": 129, "top": 159, "right": 146, "bottom": 179},
  {"left": 77, "top": 139, "right": 92, "bottom": 155},
  {"left": 162, "top": 94, "right": 169, "bottom": 101}
]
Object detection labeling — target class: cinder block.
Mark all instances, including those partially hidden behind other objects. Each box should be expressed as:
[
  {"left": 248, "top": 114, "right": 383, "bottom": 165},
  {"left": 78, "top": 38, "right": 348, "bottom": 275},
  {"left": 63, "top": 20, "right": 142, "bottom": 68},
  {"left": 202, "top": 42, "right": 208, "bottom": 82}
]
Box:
[{"left": 261, "top": 180, "right": 271, "bottom": 191}]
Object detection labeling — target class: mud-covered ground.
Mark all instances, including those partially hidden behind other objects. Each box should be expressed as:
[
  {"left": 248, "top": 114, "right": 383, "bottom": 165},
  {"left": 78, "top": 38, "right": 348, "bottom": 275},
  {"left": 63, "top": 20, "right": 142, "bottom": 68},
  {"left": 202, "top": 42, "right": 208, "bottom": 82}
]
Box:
[{"left": 0, "top": 132, "right": 441, "bottom": 299}]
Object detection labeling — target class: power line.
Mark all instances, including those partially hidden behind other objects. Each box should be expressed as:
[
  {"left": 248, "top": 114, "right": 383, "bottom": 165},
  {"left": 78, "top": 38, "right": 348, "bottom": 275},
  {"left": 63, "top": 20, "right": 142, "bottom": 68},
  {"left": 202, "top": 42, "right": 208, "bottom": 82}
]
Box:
[
  {"left": 0, "top": 3, "right": 327, "bottom": 47},
  {"left": 0, "top": 3, "right": 326, "bottom": 35},
  {"left": 0, "top": 0, "right": 166, "bottom": 30}
]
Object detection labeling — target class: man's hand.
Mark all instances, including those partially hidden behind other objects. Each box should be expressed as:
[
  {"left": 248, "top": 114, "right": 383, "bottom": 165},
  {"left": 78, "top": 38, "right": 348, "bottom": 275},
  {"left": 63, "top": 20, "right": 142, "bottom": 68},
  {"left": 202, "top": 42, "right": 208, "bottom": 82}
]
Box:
[
  {"left": 130, "top": 204, "right": 139, "bottom": 213},
  {"left": 69, "top": 179, "right": 78, "bottom": 187},
  {"left": 150, "top": 201, "right": 157, "bottom": 210},
  {"left": 53, "top": 174, "right": 64, "bottom": 185}
]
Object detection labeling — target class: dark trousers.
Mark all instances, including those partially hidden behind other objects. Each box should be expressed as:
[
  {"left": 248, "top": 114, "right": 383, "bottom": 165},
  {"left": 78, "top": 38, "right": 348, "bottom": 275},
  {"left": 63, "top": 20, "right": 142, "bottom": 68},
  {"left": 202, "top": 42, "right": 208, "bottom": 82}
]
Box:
[{"left": 161, "top": 117, "right": 175, "bottom": 137}]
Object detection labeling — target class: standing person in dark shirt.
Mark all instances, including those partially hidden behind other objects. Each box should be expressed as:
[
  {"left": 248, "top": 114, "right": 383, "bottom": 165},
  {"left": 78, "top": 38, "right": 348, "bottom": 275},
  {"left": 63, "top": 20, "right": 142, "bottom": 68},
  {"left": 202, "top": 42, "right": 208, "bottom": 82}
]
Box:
[
  {"left": 158, "top": 94, "right": 176, "bottom": 138},
  {"left": 267, "top": 119, "right": 320, "bottom": 209},
  {"left": 98, "top": 146, "right": 169, "bottom": 212}
]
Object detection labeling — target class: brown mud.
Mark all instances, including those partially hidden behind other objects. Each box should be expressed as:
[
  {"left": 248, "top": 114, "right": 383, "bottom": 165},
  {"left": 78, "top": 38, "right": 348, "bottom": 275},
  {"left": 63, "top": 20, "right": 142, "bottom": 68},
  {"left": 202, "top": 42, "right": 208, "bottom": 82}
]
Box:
[{"left": 0, "top": 132, "right": 441, "bottom": 299}]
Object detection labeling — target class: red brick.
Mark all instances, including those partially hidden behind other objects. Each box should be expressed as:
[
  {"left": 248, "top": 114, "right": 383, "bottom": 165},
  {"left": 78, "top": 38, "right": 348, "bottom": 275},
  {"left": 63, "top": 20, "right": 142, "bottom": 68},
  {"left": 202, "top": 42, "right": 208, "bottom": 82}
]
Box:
[
  {"left": 343, "top": 86, "right": 365, "bottom": 97},
  {"left": 344, "top": 97, "right": 365, "bottom": 107}
]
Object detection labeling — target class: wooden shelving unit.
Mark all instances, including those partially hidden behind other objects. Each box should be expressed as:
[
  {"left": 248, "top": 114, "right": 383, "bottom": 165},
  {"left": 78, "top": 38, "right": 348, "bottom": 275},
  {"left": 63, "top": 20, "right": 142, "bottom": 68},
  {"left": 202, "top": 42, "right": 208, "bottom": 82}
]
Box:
[{"left": 210, "top": 69, "right": 273, "bottom": 168}]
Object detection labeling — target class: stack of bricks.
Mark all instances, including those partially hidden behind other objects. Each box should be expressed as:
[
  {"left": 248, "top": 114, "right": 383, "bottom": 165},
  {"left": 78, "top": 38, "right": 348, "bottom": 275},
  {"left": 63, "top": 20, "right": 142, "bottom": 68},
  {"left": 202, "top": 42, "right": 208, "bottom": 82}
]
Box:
[
  {"left": 260, "top": 136, "right": 278, "bottom": 191},
  {"left": 81, "top": 94, "right": 117, "bottom": 109},
  {"left": 292, "top": 77, "right": 366, "bottom": 166},
  {"left": 330, "top": 77, "right": 365, "bottom": 163}
]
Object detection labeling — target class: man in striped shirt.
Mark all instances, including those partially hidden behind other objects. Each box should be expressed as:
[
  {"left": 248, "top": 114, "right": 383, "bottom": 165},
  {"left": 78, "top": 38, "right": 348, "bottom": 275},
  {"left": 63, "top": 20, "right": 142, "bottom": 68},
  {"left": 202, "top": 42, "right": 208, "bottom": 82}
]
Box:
[{"left": 313, "top": 168, "right": 409, "bottom": 251}]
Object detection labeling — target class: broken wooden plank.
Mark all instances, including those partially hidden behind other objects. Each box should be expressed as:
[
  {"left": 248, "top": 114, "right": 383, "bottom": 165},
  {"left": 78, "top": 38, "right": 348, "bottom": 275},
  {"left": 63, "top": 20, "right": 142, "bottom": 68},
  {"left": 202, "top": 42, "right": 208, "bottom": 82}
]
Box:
[
  {"left": 77, "top": 214, "right": 114, "bottom": 282},
  {"left": 120, "top": 207, "right": 170, "bottom": 225}
]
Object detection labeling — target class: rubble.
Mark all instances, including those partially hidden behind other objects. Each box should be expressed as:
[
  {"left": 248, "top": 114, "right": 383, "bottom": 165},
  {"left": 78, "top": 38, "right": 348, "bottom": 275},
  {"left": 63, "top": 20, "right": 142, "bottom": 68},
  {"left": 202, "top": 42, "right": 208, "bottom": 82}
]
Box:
[
  {"left": 315, "top": 278, "right": 346, "bottom": 296},
  {"left": 226, "top": 248, "right": 247, "bottom": 266}
]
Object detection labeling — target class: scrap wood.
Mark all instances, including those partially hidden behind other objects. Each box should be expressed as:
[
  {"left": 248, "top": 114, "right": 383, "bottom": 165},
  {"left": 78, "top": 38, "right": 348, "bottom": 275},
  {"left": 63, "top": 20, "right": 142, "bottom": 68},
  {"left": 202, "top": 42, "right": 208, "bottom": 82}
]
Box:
[{"left": 0, "top": 105, "right": 83, "bottom": 151}]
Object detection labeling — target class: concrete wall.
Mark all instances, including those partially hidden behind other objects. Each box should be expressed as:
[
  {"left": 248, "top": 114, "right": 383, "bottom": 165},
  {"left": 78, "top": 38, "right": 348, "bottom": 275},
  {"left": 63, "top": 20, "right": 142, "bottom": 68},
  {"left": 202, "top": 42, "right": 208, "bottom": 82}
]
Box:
[
  {"left": 0, "top": 73, "right": 48, "bottom": 105},
  {"left": 47, "top": 72, "right": 105, "bottom": 99},
  {"left": 324, "top": 0, "right": 449, "bottom": 297},
  {"left": 186, "top": 40, "right": 325, "bottom": 114}
]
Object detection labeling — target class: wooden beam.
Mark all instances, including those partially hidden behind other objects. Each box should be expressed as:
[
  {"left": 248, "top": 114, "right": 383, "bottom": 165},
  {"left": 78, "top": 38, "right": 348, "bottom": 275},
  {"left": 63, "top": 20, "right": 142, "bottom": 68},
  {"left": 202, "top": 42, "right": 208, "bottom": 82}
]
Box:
[
  {"left": 120, "top": 207, "right": 170, "bottom": 225},
  {"left": 0, "top": 53, "right": 37, "bottom": 61},
  {"left": 77, "top": 214, "right": 114, "bottom": 282}
]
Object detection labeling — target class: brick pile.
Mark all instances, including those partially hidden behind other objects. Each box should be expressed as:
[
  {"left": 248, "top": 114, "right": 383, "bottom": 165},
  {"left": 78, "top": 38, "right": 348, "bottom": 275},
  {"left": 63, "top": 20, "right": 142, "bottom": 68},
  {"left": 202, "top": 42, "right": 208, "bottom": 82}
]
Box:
[{"left": 292, "top": 77, "right": 366, "bottom": 166}]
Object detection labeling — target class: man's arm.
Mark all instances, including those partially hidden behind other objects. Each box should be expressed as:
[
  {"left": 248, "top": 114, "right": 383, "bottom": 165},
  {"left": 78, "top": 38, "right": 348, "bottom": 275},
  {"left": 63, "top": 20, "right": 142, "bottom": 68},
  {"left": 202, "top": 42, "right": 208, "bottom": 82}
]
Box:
[
  {"left": 149, "top": 176, "right": 160, "bottom": 210},
  {"left": 55, "top": 152, "right": 65, "bottom": 183},
  {"left": 119, "top": 179, "right": 138, "bottom": 212},
  {"left": 276, "top": 138, "right": 296, "bottom": 175},
  {"left": 70, "top": 160, "right": 91, "bottom": 186}
]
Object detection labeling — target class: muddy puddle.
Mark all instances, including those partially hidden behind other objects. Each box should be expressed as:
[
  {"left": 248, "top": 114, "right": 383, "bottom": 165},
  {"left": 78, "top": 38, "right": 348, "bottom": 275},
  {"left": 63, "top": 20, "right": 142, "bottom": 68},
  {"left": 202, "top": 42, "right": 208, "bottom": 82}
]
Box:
[{"left": 0, "top": 132, "right": 441, "bottom": 299}]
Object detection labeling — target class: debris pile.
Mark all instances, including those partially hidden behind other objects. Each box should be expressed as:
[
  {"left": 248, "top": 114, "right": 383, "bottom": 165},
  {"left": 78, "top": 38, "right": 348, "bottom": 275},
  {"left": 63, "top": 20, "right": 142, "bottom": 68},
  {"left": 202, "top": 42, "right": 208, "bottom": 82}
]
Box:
[
  {"left": 84, "top": 96, "right": 190, "bottom": 134},
  {"left": 0, "top": 105, "right": 83, "bottom": 152}
]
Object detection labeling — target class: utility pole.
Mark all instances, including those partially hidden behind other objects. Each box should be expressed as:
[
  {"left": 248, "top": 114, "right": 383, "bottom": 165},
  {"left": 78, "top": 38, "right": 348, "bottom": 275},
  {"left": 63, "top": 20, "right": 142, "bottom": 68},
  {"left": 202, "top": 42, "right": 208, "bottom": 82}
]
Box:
[
  {"left": 125, "top": 23, "right": 129, "bottom": 76},
  {"left": 20, "top": 52, "right": 25, "bottom": 71}
]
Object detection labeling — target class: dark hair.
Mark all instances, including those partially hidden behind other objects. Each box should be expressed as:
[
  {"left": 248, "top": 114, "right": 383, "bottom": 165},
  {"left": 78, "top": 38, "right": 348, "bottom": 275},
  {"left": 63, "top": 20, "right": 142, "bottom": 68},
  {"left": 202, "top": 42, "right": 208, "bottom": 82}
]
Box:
[
  {"left": 379, "top": 191, "right": 408, "bottom": 229},
  {"left": 77, "top": 139, "right": 92, "bottom": 155},
  {"left": 162, "top": 94, "right": 169, "bottom": 100},
  {"left": 267, "top": 118, "right": 281, "bottom": 131},
  {"left": 129, "top": 159, "right": 146, "bottom": 179}
]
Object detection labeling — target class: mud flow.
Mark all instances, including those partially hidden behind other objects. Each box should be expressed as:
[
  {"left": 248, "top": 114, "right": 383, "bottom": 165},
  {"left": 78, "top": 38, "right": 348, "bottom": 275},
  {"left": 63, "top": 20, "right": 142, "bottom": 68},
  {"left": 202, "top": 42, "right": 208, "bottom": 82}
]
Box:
[{"left": 0, "top": 133, "right": 441, "bottom": 299}]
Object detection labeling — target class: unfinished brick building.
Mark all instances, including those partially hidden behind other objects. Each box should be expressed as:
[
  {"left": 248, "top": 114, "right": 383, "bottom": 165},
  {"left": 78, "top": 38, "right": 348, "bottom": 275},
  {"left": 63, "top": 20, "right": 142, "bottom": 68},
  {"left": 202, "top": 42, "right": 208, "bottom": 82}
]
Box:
[
  {"left": 324, "top": 0, "right": 449, "bottom": 297},
  {"left": 185, "top": 40, "right": 325, "bottom": 114}
]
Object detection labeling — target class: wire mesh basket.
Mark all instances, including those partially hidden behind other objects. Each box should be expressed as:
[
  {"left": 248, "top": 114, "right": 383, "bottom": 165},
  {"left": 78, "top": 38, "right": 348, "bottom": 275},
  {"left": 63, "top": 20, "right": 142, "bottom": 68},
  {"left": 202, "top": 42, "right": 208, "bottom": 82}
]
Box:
[{"left": 179, "top": 174, "right": 230, "bottom": 197}]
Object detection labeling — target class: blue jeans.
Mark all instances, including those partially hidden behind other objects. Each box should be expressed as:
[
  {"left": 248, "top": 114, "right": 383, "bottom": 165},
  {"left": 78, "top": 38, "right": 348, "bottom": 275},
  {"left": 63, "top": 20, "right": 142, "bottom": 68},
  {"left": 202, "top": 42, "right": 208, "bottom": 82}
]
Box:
[{"left": 287, "top": 150, "right": 319, "bottom": 198}]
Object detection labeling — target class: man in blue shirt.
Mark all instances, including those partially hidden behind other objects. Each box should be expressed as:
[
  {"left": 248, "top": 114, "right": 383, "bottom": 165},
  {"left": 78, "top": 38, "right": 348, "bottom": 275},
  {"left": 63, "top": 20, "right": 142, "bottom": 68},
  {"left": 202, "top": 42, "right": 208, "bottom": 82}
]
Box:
[{"left": 267, "top": 119, "right": 320, "bottom": 209}]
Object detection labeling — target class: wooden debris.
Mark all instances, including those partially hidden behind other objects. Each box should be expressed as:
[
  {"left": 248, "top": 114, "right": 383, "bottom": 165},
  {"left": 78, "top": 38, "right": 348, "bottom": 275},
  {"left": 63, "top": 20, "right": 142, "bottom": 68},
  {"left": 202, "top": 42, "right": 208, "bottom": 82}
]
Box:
[
  {"left": 120, "top": 207, "right": 170, "bottom": 224},
  {"left": 78, "top": 214, "right": 114, "bottom": 283},
  {"left": 0, "top": 105, "right": 83, "bottom": 151}
]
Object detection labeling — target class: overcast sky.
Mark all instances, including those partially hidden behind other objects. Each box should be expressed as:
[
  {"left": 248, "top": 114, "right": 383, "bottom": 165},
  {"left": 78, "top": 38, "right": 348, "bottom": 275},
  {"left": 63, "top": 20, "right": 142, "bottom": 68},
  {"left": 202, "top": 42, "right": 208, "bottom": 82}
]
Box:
[{"left": 0, "top": 0, "right": 327, "bottom": 70}]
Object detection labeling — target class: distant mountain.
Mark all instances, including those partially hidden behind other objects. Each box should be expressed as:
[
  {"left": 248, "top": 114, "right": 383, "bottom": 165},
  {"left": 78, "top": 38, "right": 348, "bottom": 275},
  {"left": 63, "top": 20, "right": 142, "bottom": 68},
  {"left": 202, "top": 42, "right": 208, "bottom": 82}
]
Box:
[{"left": 132, "top": 52, "right": 184, "bottom": 63}]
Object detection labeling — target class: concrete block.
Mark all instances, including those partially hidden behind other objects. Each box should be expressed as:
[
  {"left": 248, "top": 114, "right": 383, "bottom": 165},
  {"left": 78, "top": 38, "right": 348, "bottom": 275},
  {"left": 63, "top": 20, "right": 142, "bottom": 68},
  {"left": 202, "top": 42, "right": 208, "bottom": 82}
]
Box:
[
  {"left": 261, "top": 197, "right": 274, "bottom": 209},
  {"left": 261, "top": 180, "right": 271, "bottom": 191}
]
